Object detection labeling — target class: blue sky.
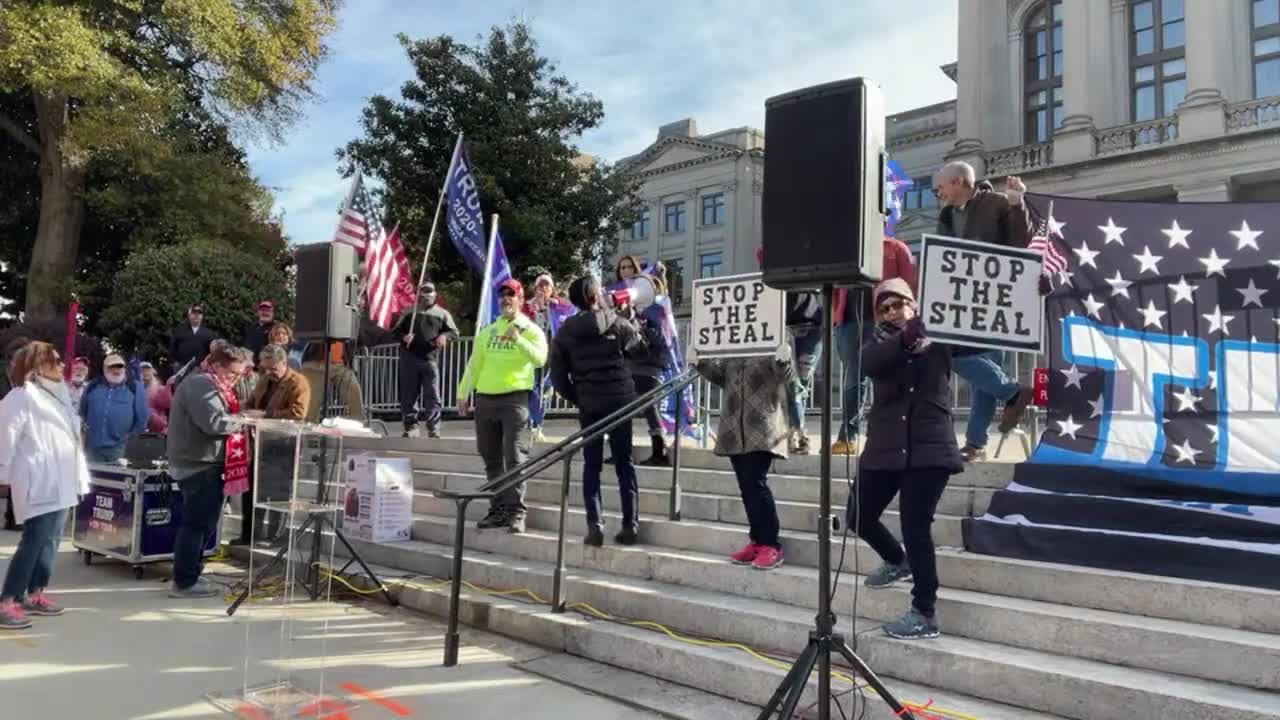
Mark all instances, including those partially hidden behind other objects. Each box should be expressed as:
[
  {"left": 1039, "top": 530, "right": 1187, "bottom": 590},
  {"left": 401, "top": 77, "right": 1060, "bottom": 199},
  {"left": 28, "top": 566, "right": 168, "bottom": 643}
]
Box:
[{"left": 246, "top": 0, "right": 960, "bottom": 245}]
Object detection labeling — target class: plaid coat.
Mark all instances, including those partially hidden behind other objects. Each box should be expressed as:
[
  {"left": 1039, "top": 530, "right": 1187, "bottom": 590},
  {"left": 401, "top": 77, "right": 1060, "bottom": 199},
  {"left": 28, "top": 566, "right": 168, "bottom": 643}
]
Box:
[{"left": 696, "top": 356, "right": 794, "bottom": 459}]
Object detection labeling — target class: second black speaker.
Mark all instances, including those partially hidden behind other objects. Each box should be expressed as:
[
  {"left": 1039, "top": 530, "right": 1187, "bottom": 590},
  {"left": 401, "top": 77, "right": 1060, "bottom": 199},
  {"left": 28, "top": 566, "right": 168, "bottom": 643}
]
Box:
[{"left": 761, "top": 77, "right": 886, "bottom": 290}]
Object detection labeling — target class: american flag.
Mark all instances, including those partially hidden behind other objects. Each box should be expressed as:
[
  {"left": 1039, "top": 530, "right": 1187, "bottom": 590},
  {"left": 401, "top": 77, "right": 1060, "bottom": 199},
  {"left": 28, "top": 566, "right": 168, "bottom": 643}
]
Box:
[
  {"left": 365, "top": 223, "right": 416, "bottom": 329},
  {"left": 1029, "top": 200, "right": 1069, "bottom": 279},
  {"left": 332, "top": 174, "right": 378, "bottom": 254}
]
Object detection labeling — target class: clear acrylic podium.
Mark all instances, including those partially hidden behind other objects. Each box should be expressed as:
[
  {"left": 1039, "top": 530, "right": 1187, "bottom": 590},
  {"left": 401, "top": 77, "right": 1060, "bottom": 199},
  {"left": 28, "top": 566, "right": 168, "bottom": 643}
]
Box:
[{"left": 208, "top": 417, "right": 377, "bottom": 718}]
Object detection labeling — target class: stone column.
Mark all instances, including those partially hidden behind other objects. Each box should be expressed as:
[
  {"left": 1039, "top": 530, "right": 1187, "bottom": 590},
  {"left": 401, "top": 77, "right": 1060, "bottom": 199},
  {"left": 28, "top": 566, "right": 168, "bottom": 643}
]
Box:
[
  {"left": 950, "top": 0, "right": 1012, "bottom": 162},
  {"left": 1176, "top": 178, "right": 1233, "bottom": 202},
  {"left": 1178, "top": 0, "right": 1236, "bottom": 140},
  {"left": 1054, "top": 0, "right": 1116, "bottom": 163}
]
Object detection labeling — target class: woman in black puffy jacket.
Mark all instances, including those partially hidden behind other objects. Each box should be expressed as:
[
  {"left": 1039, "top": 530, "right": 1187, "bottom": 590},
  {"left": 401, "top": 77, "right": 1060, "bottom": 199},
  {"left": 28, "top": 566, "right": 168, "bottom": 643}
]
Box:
[{"left": 850, "top": 277, "right": 973, "bottom": 641}]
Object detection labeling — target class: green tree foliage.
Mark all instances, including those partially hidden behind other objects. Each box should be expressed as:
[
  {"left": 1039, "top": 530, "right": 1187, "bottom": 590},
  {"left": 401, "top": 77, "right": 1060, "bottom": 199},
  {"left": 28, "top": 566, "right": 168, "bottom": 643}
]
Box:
[
  {"left": 0, "top": 0, "right": 338, "bottom": 320},
  {"left": 99, "top": 241, "right": 294, "bottom": 364},
  {"left": 338, "top": 22, "right": 639, "bottom": 317}
]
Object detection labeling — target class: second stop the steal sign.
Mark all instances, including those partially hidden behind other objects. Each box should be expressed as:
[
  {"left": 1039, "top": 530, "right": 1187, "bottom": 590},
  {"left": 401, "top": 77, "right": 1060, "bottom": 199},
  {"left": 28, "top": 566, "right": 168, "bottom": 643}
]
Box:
[
  {"left": 918, "top": 234, "right": 1044, "bottom": 353},
  {"left": 691, "top": 272, "right": 786, "bottom": 359}
]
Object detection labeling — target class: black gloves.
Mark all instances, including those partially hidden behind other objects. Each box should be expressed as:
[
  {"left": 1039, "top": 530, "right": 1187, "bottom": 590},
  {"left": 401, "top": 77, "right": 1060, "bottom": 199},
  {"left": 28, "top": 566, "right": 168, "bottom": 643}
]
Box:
[{"left": 901, "top": 317, "right": 927, "bottom": 349}]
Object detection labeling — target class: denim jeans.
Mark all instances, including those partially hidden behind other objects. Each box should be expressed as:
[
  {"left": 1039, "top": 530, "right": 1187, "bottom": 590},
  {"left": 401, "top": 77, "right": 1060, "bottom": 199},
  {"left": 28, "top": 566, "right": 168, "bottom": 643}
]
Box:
[
  {"left": 851, "top": 468, "right": 950, "bottom": 615},
  {"left": 785, "top": 326, "right": 823, "bottom": 430},
  {"left": 399, "top": 355, "right": 441, "bottom": 429},
  {"left": 729, "top": 452, "right": 780, "bottom": 549},
  {"left": 87, "top": 445, "right": 126, "bottom": 464},
  {"left": 833, "top": 321, "right": 865, "bottom": 441},
  {"left": 579, "top": 409, "right": 638, "bottom": 530},
  {"left": 1, "top": 508, "right": 68, "bottom": 600},
  {"left": 172, "top": 466, "right": 225, "bottom": 589},
  {"left": 952, "top": 350, "right": 1019, "bottom": 449}
]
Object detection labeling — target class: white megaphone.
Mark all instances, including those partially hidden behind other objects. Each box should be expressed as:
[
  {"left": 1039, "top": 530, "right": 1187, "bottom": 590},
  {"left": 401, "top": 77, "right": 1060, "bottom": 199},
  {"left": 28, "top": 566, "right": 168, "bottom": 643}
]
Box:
[{"left": 608, "top": 275, "right": 657, "bottom": 312}]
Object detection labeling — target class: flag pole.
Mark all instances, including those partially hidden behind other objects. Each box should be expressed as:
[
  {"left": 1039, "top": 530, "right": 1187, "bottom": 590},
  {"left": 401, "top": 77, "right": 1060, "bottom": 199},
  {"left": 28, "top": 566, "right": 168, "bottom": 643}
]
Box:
[
  {"left": 410, "top": 132, "right": 465, "bottom": 329},
  {"left": 476, "top": 213, "right": 501, "bottom": 330}
]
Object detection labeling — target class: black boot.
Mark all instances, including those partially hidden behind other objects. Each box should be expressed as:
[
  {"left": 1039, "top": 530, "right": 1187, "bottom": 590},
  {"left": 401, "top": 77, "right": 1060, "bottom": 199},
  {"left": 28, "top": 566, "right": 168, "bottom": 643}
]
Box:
[
  {"left": 614, "top": 526, "right": 638, "bottom": 546},
  {"left": 584, "top": 526, "right": 604, "bottom": 547},
  {"left": 641, "top": 435, "right": 669, "bottom": 467}
]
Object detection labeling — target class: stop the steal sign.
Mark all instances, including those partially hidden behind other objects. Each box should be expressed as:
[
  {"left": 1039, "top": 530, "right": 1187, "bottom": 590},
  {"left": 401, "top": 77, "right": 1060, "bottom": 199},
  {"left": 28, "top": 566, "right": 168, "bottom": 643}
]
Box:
[
  {"left": 918, "top": 234, "right": 1044, "bottom": 353},
  {"left": 691, "top": 272, "right": 786, "bottom": 359}
]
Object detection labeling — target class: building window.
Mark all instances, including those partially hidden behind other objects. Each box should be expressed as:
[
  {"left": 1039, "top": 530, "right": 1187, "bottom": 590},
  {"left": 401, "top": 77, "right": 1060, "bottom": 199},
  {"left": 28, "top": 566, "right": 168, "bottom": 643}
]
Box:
[
  {"left": 664, "top": 257, "right": 685, "bottom": 306},
  {"left": 902, "top": 175, "right": 938, "bottom": 211},
  {"left": 663, "top": 201, "right": 686, "bottom": 233},
  {"left": 629, "top": 209, "right": 650, "bottom": 241},
  {"left": 701, "top": 193, "right": 726, "bottom": 226},
  {"left": 1130, "top": 0, "right": 1186, "bottom": 122},
  {"left": 1253, "top": 0, "right": 1280, "bottom": 98},
  {"left": 1024, "top": 0, "right": 1064, "bottom": 143},
  {"left": 699, "top": 252, "right": 723, "bottom": 279}
]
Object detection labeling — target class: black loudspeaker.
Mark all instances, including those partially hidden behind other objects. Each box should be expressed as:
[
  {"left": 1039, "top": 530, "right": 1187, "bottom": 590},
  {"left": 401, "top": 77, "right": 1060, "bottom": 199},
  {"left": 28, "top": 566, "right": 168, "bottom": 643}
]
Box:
[
  {"left": 294, "top": 242, "right": 360, "bottom": 341},
  {"left": 761, "top": 77, "right": 886, "bottom": 290}
]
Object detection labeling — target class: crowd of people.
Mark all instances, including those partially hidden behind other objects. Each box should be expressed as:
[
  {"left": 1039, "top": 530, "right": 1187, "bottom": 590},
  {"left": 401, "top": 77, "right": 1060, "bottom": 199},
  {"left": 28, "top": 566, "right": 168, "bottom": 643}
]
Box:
[{"left": 0, "top": 159, "right": 1038, "bottom": 641}]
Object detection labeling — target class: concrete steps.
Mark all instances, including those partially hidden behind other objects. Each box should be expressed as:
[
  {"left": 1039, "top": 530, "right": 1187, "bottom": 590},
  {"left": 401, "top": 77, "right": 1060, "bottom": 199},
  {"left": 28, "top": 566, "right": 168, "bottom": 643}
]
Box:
[
  {"left": 301, "top": 437, "right": 1280, "bottom": 719},
  {"left": 333, "top": 533, "right": 1280, "bottom": 720}
]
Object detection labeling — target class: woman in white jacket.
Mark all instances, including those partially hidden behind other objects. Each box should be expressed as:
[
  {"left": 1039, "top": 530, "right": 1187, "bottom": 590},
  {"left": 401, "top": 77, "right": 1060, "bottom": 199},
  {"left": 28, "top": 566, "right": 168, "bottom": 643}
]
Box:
[{"left": 0, "top": 341, "right": 90, "bottom": 630}]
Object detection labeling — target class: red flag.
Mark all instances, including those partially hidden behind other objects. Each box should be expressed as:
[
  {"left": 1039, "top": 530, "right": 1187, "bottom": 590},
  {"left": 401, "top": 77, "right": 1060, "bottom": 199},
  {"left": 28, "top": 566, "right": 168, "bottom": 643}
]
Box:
[
  {"left": 63, "top": 298, "right": 79, "bottom": 380},
  {"left": 365, "top": 224, "right": 416, "bottom": 329}
]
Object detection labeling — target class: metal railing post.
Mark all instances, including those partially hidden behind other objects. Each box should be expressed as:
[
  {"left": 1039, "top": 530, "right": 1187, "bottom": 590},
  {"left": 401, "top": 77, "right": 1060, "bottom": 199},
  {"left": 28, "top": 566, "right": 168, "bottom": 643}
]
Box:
[
  {"left": 443, "top": 498, "right": 470, "bottom": 667},
  {"left": 551, "top": 454, "right": 572, "bottom": 613},
  {"left": 669, "top": 386, "right": 682, "bottom": 521}
]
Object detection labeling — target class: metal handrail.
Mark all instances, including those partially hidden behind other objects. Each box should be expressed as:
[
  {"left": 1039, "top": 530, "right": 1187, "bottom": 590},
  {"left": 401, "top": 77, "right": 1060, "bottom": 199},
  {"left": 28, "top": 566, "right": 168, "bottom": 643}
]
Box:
[{"left": 436, "top": 368, "right": 701, "bottom": 666}]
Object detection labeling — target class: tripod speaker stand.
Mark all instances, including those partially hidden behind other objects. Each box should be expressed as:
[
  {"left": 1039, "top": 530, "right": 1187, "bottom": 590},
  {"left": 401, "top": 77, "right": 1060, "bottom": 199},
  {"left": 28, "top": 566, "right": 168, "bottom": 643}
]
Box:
[
  {"left": 756, "top": 284, "right": 915, "bottom": 720},
  {"left": 227, "top": 340, "right": 396, "bottom": 617}
]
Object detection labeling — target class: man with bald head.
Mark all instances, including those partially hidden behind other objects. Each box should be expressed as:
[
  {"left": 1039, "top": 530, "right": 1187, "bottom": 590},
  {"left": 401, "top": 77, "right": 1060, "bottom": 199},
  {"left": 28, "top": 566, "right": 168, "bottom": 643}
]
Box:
[{"left": 931, "top": 161, "right": 1034, "bottom": 461}]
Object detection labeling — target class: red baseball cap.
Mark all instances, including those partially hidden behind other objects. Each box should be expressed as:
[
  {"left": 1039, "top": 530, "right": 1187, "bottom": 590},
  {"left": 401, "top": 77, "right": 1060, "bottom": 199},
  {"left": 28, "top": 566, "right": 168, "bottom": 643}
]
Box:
[
  {"left": 257, "top": 300, "right": 274, "bottom": 310},
  {"left": 497, "top": 278, "right": 523, "bottom": 297}
]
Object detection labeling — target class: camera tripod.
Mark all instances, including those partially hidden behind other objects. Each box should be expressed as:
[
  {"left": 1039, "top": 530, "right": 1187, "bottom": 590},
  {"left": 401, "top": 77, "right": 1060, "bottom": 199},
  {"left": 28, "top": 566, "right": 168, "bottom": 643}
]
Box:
[{"left": 756, "top": 284, "right": 915, "bottom": 720}]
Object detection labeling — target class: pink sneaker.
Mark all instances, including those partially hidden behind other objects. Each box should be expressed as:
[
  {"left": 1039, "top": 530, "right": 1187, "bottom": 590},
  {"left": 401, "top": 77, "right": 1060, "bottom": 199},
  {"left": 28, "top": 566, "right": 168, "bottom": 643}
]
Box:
[
  {"left": 752, "top": 546, "right": 784, "bottom": 570},
  {"left": 22, "top": 592, "right": 63, "bottom": 616},
  {"left": 729, "top": 543, "right": 761, "bottom": 565},
  {"left": 0, "top": 599, "right": 31, "bottom": 630}
]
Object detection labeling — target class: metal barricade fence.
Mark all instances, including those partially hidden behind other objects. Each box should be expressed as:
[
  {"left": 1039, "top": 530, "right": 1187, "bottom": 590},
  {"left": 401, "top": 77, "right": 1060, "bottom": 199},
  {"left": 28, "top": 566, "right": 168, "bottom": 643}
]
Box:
[{"left": 354, "top": 339, "right": 1043, "bottom": 442}]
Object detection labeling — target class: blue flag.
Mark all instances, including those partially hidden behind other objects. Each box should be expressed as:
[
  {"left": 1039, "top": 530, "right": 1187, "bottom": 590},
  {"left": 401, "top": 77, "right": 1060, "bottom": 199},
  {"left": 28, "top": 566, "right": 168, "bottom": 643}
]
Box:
[
  {"left": 445, "top": 137, "right": 488, "bottom": 277},
  {"left": 476, "top": 229, "right": 514, "bottom": 330},
  {"left": 884, "top": 158, "right": 914, "bottom": 235}
]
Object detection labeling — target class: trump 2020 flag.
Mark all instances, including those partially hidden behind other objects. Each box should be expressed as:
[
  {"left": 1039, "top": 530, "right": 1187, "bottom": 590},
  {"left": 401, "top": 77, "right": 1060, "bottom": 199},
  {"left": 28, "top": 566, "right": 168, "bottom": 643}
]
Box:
[
  {"left": 445, "top": 135, "right": 488, "bottom": 277},
  {"left": 476, "top": 226, "right": 514, "bottom": 331}
]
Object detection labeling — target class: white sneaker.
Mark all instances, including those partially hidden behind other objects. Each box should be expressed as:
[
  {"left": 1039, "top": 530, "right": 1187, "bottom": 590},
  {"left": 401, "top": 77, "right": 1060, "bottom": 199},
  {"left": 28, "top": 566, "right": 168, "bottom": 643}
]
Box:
[{"left": 404, "top": 426, "right": 422, "bottom": 439}]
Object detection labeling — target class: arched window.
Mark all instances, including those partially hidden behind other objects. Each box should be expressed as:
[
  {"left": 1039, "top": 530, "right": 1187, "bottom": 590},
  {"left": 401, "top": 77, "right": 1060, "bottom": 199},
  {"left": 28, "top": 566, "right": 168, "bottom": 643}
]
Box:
[
  {"left": 1130, "top": 0, "right": 1186, "bottom": 121},
  {"left": 1024, "top": 0, "right": 1064, "bottom": 143}
]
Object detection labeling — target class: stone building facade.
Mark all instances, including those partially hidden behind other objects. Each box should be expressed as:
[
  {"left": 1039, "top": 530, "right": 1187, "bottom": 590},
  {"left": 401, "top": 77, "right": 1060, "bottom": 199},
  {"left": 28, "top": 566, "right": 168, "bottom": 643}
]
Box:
[{"left": 614, "top": 0, "right": 1280, "bottom": 311}]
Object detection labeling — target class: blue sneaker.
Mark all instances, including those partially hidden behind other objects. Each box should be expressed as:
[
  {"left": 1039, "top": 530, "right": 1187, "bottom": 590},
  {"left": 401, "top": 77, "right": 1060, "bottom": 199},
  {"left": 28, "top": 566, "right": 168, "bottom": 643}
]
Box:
[
  {"left": 883, "top": 608, "right": 940, "bottom": 640},
  {"left": 864, "top": 561, "right": 911, "bottom": 588}
]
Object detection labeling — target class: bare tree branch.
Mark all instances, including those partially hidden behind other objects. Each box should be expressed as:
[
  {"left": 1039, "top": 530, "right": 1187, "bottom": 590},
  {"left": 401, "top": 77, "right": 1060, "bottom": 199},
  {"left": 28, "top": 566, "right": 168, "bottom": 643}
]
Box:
[{"left": 0, "top": 110, "right": 39, "bottom": 155}]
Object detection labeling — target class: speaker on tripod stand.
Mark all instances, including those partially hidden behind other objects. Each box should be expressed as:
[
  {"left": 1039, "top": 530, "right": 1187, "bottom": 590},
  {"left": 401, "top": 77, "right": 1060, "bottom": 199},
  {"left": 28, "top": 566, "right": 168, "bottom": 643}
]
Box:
[{"left": 756, "top": 78, "right": 917, "bottom": 720}]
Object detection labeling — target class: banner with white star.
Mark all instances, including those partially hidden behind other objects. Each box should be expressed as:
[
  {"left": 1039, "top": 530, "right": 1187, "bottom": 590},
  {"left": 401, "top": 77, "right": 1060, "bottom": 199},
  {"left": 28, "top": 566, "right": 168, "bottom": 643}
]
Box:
[{"left": 964, "top": 193, "right": 1280, "bottom": 591}]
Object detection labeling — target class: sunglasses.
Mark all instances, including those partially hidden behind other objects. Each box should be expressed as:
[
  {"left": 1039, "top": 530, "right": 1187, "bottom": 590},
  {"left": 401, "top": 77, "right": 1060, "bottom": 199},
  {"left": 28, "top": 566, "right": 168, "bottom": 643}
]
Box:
[
  {"left": 498, "top": 289, "right": 517, "bottom": 298},
  {"left": 107, "top": 364, "right": 126, "bottom": 370},
  {"left": 878, "top": 299, "right": 908, "bottom": 314}
]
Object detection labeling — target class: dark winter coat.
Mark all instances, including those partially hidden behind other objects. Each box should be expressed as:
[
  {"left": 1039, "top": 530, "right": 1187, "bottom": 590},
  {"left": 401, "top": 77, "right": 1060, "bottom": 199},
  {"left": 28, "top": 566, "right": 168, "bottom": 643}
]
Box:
[
  {"left": 859, "top": 327, "right": 965, "bottom": 474},
  {"left": 548, "top": 309, "right": 646, "bottom": 416},
  {"left": 241, "top": 321, "right": 275, "bottom": 359},
  {"left": 936, "top": 186, "right": 1033, "bottom": 249},
  {"left": 169, "top": 323, "right": 218, "bottom": 370},
  {"left": 393, "top": 304, "right": 460, "bottom": 362},
  {"left": 627, "top": 312, "right": 671, "bottom": 379}
]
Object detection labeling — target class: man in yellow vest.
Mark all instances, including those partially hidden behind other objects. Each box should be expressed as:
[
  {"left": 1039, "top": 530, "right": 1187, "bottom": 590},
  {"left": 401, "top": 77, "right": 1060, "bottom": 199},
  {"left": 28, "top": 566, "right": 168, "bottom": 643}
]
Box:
[{"left": 457, "top": 278, "right": 548, "bottom": 533}]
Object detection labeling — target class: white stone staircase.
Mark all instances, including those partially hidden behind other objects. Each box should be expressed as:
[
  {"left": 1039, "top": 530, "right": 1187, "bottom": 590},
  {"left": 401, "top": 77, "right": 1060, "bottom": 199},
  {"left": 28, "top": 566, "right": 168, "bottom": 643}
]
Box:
[{"left": 239, "top": 435, "right": 1280, "bottom": 720}]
